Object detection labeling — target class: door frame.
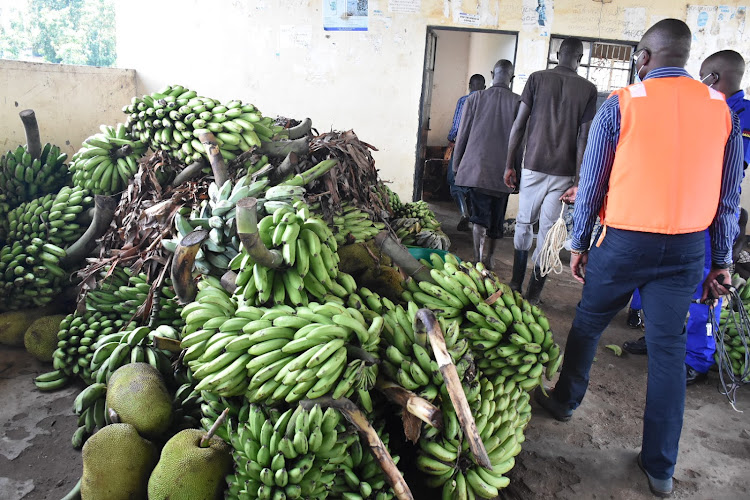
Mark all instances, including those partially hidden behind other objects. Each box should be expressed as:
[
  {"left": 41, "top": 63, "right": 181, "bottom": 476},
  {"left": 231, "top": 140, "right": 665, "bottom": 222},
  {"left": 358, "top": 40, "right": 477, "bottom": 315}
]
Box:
[{"left": 413, "top": 26, "right": 519, "bottom": 201}]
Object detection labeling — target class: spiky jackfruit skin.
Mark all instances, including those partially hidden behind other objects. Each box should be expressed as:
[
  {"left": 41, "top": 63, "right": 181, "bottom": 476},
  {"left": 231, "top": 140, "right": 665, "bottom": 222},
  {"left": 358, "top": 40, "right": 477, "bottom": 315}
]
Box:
[{"left": 106, "top": 362, "right": 173, "bottom": 439}]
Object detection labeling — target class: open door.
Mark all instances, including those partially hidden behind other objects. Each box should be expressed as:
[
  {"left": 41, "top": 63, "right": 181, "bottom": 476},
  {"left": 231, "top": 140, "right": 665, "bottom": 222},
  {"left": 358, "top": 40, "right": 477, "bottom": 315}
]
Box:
[{"left": 413, "top": 30, "right": 438, "bottom": 202}]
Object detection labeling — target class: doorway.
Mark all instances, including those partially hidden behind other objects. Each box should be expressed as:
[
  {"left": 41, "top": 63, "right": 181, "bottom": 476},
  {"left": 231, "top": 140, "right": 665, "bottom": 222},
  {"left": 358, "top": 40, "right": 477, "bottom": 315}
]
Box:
[{"left": 414, "top": 27, "right": 518, "bottom": 201}]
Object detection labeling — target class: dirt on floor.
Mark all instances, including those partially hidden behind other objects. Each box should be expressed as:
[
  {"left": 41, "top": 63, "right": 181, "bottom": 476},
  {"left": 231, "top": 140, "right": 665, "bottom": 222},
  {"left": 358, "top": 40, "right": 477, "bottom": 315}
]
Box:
[{"left": 1, "top": 200, "right": 749, "bottom": 500}]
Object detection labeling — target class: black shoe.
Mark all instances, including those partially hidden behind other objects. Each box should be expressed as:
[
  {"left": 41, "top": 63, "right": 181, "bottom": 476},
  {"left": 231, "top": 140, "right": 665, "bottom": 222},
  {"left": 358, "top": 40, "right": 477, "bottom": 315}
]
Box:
[
  {"left": 534, "top": 386, "right": 572, "bottom": 422},
  {"left": 637, "top": 453, "right": 673, "bottom": 497},
  {"left": 525, "top": 266, "right": 547, "bottom": 305},
  {"left": 686, "top": 365, "right": 708, "bottom": 386},
  {"left": 457, "top": 215, "right": 470, "bottom": 232},
  {"left": 627, "top": 308, "right": 644, "bottom": 329},
  {"left": 623, "top": 336, "right": 647, "bottom": 355}
]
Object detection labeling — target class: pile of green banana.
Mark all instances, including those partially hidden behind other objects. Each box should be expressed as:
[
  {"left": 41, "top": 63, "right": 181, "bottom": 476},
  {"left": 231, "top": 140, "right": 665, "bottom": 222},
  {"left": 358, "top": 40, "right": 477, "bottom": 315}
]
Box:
[
  {"left": 382, "top": 183, "right": 402, "bottom": 214},
  {"left": 232, "top": 194, "right": 348, "bottom": 307},
  {"left": 69, "top": 124, "right": 148, "bottom": 195},
  {"left": 717, "top": 284, "right": 750, "bottom": 381},
  {"left": 392, "top": 200, "right": 451, "bottom": 250},
  {"left": 163, "top": 177, "right": 269, "bottom": 275},
  {"left": 123, "top": 84, "right": 286, "bottom": 164},
  {"left": 36, "top": 267, "right": 182, "bottom": 388},
  {"left": 417, "top": 374, "right": 531, "bottom": 499},
  {"left": 0, "top": 185, "right": 94, "bottom": 310},
  {"left": 326, "top": 202, "right": 386, "bottom": 245},
  {"left": 404, "top": 253, "right": 561, "bottom": 389},
  {"left": 181, "top": 278, "right": 381, "bottom": 407},
  {"left": 0, "top": 142, "right": 69, "bottom": 213},
  {"left": 221, "top": 402, "right": 396, "bottom": 500}
]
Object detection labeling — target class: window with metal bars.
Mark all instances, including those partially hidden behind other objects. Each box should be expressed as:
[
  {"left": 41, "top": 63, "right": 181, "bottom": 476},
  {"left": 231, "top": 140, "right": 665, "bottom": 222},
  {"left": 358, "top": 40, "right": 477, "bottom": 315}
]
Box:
[{"left": 547, "top": 37, "right": 637, "bottom": 95}]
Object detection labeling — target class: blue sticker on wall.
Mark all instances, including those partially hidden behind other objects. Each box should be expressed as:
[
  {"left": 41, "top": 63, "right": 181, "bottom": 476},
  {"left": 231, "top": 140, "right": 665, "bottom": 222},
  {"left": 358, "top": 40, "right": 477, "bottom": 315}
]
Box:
[{"left": 697, "top": 11, "right": 709, "bottom": 27}]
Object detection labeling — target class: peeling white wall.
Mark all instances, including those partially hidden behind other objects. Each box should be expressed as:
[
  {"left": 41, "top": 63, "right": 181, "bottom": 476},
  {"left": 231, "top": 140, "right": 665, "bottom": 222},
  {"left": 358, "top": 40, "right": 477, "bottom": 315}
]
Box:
[
  {"left": 115, "top": 0, "right": 750, "bottom": 205},
  {"left": 0, "top": 60, "right": 136, "bottom": 156}
]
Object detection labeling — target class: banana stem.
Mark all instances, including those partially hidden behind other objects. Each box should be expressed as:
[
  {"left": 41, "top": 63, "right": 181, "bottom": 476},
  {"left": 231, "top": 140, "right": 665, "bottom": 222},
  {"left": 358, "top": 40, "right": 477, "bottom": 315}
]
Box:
[
  {"left": 19, "top": 109, "right": 41, "bottom": 160},
  {"left": 198, "top": 131, "right": 229, "bottom": 186},
  {"left": 345, "top": 344, "right": 380, "bottom": 365},
  {"left": 236, "top": 198, "right": 284, "bottom": 268},
  {"left": 171, "top": 159, "right": 206, "bottom": 187},
  {"left": 113, "top": 144, "right": 133, "bottom": 159},
  {"left": 373, "top": 231, "right": 436, "bottom": 284},
  {"left": 415, "top": 308, "right": 492, "bottom": 470},
  {"left": 171, "top": 229, "right": 209, "bottom": 304},
  {"left": 376, "top": 378, "right": 442, "bottom": 443},
  {"left": 301, "top": 397, "right": 414, "bottom": 500},
  {"left": 287, "top": 117, "right": 312, "bottom": 139},
  {"left": 59, "top": 477, "right": 82, "bottom": 500},
  {"left": 258, "top": 137, "right": 309, "bottom": 158},
  {"left": 201, "top": 408, "right": 229, "bottom": 447},
  {"left": 221, "top": 270, "right": 238, "bottom": 294},
  {"left": 60, "top": 195, "right": 117, "bottom": 268},
  {"left": 269, "top": 151, "right": 298, "bottom": 185},
  {"left": 152, "top": 336, "right": 182, "bottom": 353}
]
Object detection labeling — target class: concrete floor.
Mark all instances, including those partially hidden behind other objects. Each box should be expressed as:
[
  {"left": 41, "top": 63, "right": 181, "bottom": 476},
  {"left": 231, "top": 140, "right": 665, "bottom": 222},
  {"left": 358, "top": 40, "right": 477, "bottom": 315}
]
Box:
[{"left": 1, "top": 200, "right": 749, "bottom": 500}]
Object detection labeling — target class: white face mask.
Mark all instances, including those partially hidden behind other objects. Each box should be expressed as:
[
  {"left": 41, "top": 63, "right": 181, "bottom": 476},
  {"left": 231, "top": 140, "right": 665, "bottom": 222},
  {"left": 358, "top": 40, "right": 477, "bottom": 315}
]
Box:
[
  {"left": 632, "top": 49, "right": 647, "bottom": 83},
  {"left": 700, "top": 72, "right": 716, "bottom": 88}
]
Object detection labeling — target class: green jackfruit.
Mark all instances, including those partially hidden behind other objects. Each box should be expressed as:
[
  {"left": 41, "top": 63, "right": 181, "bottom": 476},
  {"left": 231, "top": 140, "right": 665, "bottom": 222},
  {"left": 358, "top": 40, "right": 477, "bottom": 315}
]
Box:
[
  {"left": 24, "top": 314, "right": 65, "bottom": 362},
  {"left": 106, "top": 363, "right": 172, "bottom": 439},
  {"left": 0, "top": 310, "right": 37, "bottom": 346},
  {"left": 147, "top": 428, "right": 232, "bottom": 500},
  {"left": 81, "top": 423, "right": 157, "bottom": 500}
]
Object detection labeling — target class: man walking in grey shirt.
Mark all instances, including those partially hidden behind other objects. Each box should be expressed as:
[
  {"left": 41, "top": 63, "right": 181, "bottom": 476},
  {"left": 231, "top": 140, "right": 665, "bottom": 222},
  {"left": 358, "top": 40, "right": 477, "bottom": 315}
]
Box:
[
  {"left": 504, "top": 37, "right": 598, "bottom": 304},
  {"left": 453, "top": 60, "right": 521, "bottom": 269}
]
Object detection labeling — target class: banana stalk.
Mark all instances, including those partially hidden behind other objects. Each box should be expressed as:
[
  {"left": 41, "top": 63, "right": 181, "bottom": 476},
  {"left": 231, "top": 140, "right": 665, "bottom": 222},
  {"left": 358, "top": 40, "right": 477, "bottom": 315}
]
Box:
[
  {"left": 374, "top": 231, "right": 436, "bottom": 284},
  {"left": 287, "top": 117, "right": 312, "bottom": 139},
  {"left": 301, "top": 397, "right": 414, "bottom": 500},
  {"left": 60, "top": 195, "right": 118, "bottom": 268},
  {"left": 198, "top": 131, "right": 229, "bottom": 186},
  {"left": 19, "top": 109, "right": 42, "bottom": 160},
  {"left": 59, "top": 477, "right": 82, "bottom": 500},
  {"left": 200, "top": 408, "right": 229, "bottom": 448},
  {"left": 171, "top": 229, "right": 209, "bottom": 304},
  {"left": 258, "top": 137, "right": 309, "bottom": 158},
  {"left": 268, "top": 151, "right": 298, "bottom": 185},
  {"left": 113, "top": 143, "right": 133, "bottom": 159},
  {"left": 152, "top": 336, "right": 182, "bottom": 353},
  {"left": 220, "top": 270, "right": 238, "bottom": 293},
  {"left": 170, "top": 158, "right": 207, "bottom": 187},
  {"left": 236, "top": 197, "right": 284, "bottom": 268},
  {"left": 376, "top": 379, "right": 442, "bottom": 442},
  {"left": 345, "top": 344, "right": 379, "bottom": 365},
  {"left": 415, "top": 308, "right": 492, "bottom": 470}
]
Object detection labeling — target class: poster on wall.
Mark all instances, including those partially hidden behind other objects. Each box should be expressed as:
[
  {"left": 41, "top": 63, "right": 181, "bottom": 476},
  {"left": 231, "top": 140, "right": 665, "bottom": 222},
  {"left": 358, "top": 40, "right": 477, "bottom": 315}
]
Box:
[
  {"left": 685, "top": 4, "right": 749, "bottom": 81},
  {"left": 388, "top": 0, "right": 420, "bottom": 14},
  {"left": 323, "top": 0, "right": 368, "bottom": 31}
]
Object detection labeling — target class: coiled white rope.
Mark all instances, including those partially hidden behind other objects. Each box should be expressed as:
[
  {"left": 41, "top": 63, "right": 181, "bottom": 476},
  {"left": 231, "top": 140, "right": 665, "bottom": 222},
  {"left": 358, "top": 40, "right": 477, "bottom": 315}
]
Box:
[{"left": 536, "top": 203, "right": 568, "bottom": 277}]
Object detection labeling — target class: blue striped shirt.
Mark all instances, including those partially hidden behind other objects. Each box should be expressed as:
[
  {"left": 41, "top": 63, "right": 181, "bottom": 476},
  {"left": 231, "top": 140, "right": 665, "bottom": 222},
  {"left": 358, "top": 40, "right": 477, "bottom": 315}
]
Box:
[
  {"left": 571, "top": 67, "right": 744, "bottom": 267},
  {"left": 448, "top": 91, "right": 476, "bottom": 142}
]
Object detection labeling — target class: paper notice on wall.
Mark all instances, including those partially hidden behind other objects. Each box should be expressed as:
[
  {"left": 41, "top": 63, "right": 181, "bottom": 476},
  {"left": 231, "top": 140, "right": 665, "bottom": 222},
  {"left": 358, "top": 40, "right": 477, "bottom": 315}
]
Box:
[
  {"left": 388, "top": 0, "right": 420, "bottom": 14},
  {"left": 622, "top": 7, "right": 646, "bottom": 40},
  {"left": 685, "top": 5, "right": 750, "bottom": 82},
  {"left": 323, "top": 0, "right": 368, "bottom": 31},
  {"left": 458, "top": 12, "right": 480, "bottom": 26},
  {"left": 279, "top": 25, "right": 313, "bottom": 50},
  {"left": 522, "top": 0, "right": 553, "bottom": 31}
]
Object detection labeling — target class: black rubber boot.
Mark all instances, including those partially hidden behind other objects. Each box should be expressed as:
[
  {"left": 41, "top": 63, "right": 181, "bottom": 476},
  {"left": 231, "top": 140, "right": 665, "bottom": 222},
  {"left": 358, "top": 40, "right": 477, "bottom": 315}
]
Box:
[
  {"left": 456, "top": 193, "right": 470, "bottom": 232},
  {"left": 472, "top": 224, "right": 486, "bottom": 262},
  {"left": 509, "top": 250, "right": 528, "bottom": 292},
  {"left": 525, "top": 266, "right": 547, "bottom": 305},
  {"left": 482, "top": 237, "right": 497, "bottom": 271}
]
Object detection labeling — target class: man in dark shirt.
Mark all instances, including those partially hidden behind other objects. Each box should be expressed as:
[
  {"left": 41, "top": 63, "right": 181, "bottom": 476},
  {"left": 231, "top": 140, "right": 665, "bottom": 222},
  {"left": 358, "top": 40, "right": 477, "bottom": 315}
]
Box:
[
  {"left": 503, "top": 37, "right": 598, "bottom": 304},
  {"left": 453, "top": 60, "right": 521, "bottom": 269},
  {"left": 447, "top": 74, "right": 486, "bottom": 231}
]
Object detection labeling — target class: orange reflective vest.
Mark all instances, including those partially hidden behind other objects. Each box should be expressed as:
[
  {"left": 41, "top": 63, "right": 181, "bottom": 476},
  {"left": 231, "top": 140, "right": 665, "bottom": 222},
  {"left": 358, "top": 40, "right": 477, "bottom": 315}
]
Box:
[{"left": 600, "top": 77, "right": 732, "bottom": 234}]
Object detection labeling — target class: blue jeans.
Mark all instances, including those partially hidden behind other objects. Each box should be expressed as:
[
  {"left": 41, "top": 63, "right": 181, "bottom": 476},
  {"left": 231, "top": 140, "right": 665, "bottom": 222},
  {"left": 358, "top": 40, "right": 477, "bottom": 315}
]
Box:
[
  {"left": 447, "top": 155, "right": 468, "bottom": 201},
  {"left": 554, "top": 228, "right": 705, "bottom": 480}
]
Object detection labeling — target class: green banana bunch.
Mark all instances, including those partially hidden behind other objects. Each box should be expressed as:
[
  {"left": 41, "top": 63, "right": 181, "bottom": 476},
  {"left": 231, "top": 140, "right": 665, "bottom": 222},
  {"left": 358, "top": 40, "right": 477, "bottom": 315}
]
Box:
[
  {"left": 717, "top": 296, "right": 750, "bottom": 382},
  {"left": 404, "top": 254, "right": 561, "bottom": 389},
  {"left": 169, "top": 382, "right": 203, "bottom": 432},
  {"left": 69, "top": 124, "right": 147, "bottom": 195},
  {"left": 89, "top": 324, "right": 178, "bottom": 384},
  {"left": 123, "top": 84, "right": 286, "bottom": 165},
  {"left": 0, "top": 142, "right": 69, "bottom": 210},
  {"left": 162, "top": 176, "right": 269, "bottom": 276},
  {"left": 223, "top": 403, "right": 354, "bottom": 500},
  {"left": 329, "top": 202, "right": 386, "bottom": 245},
  {"left": 232, "top": 198, "right": 345, "bottom": 308},
  {"left": 70, "top": 382, "right": 108, "bottom": 449},
  {"left": 329, "top": 423, "right": 398, "bottom": 500},
  {"left": 392, "top": 200, "right": 450, "bottom": 249},
  {"left": 418, "top": 373, "right": 532, "bottom": 499},
  {"left": 381, "top": 183, "right": 403, "bottom": 214}
]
